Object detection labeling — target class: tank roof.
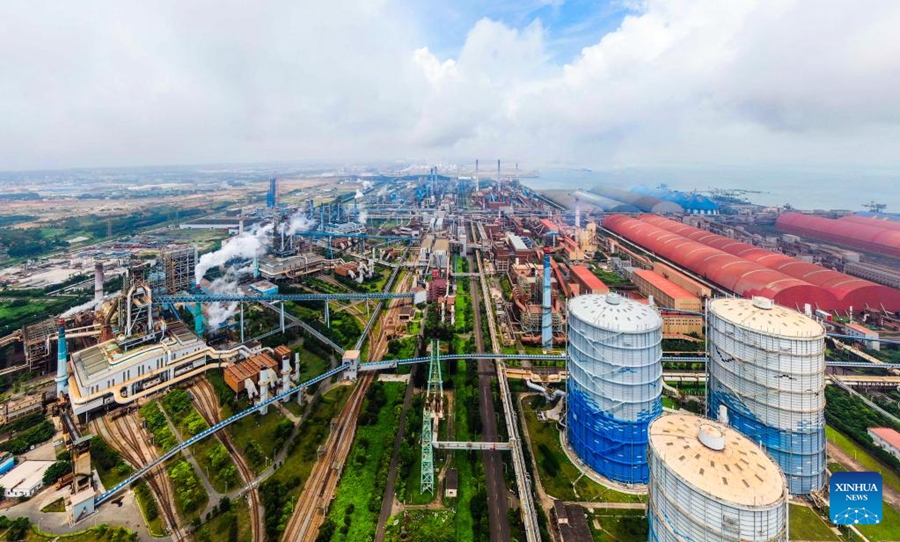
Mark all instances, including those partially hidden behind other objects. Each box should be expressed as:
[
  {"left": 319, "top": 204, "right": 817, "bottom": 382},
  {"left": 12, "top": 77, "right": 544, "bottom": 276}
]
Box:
[
  {"left": 709, "top": 298, "right": 824, "bottom": 339},
  {"left": 650, "top": 414, "right": 785, "bottom": 507},
  {"left": 568, "top": 293, "right": 661, "bottom": 332}
]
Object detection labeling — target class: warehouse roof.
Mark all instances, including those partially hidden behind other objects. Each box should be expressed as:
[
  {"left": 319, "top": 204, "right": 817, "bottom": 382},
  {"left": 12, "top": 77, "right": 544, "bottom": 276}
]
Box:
[
  {"left": 569, "top": 266, "right": 608, "bottom": 293},
  {"left": 649, "top": 414, "right": 785, "bottom": 507},
  {"left": 631, "top": 269, "right": 696, "bottom": 301},
  {"left": 641, "top": 214, "right": 900, "bottom": 311},
  {"left": 869, "top": 427, "right": 900, "bottom": 451},
  {"left": 603, "top": 214, "right": 838, "bottom": 310}
]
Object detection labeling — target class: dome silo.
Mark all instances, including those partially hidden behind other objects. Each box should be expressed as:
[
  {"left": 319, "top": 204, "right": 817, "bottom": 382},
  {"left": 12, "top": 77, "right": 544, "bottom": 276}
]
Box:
[
  {"left": 566, "top": 293, "right": 663, "bottom": 484},
  {"left": 707, "top": 297, "right": 826, "bottom": 495},
  {"left": 648, "top": 413, "right": 788, "bottom": 541}
]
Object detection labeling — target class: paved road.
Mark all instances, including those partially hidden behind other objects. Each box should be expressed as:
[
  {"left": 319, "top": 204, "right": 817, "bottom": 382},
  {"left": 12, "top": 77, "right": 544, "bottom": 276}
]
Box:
[{"left": 469, "top": 261, "right": 511, "bottom": 541}]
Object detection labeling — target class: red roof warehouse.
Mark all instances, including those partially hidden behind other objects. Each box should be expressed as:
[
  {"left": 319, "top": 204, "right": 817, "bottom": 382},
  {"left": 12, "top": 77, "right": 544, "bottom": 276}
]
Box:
[
  {"left": 776, "top": 212, "right": 900, "bottom": 259},
  {"left": 603, "top": 214, "right": 839, "bottom": 310},
  {"left": 639, "top": 215, "right": 900, "bottom": 311}
]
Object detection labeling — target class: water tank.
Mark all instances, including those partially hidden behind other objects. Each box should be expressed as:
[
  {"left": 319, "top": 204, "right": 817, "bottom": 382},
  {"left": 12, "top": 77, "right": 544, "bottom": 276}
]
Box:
[
  {"left": 648, "top": 413, "right": 788, "bottom": 541},
  {"left": 566, "top": 293, "right": 663, "bottom": 484},
  {"left": 707, "top": 297, "right": 826, "bottom": 495}
]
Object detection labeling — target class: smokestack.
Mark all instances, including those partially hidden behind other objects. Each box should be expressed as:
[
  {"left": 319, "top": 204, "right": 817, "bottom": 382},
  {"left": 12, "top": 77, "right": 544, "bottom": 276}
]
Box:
[
  {"left": 94, "top": 262, "right": 104, "bottom": 310},
  {"left": 497, "top": 159, "right": 501, "bottom": 189},
  {"left": 542, "top": 249, "right": 552, "bottom": 350},
  {"left": 475, "top": 159, "right": 479, "bottom": 192},
  {"left": 55, "top": 319, "right": 69, "bottom": 396},
  {"left": 281, "top": 355, "right": 292, "bottom": 403},
  {"left": 575, "top": 199, "right": 581, "bottom": 230}
]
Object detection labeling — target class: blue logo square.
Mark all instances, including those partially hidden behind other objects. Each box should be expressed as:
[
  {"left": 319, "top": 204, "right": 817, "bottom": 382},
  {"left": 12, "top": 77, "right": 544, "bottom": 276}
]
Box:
[{"left": 830, "top": 472, "right": 882, "bottom": 525}]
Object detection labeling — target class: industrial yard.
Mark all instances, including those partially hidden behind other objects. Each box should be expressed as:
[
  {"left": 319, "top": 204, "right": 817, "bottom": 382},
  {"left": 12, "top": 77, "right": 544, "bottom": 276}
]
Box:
[{"left": 0, "top": 166, "right": 897, "bottom": 542}]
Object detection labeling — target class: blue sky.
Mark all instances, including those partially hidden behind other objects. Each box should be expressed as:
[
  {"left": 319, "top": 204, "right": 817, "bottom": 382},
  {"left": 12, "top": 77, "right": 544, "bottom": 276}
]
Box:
[{"left": 408, "top": 0, "right": 635, "bottom": 62}]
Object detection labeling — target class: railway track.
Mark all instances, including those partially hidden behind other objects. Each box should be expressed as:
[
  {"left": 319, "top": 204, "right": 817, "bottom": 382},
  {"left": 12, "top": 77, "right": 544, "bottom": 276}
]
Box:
[
  {"left": 282, "top": 373, "right": 373, "bottom": 541},
  {"left": 93, "top": 412, "right": 182, "bottom": 540},
  {"left": 187, "top": 379, "right": 264, "bottom": 542}
]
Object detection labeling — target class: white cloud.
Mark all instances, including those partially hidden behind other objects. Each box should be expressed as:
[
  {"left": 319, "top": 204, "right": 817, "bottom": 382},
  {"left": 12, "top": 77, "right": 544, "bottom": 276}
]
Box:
[{"left": 1, "top": 0, "right": 900, "bottom": 175}]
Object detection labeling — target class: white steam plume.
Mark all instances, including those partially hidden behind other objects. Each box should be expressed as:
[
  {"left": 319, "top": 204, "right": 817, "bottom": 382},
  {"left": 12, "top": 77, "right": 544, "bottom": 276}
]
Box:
[
  {"left": 358, "top": 210, "right": 368, "bottom": 225},
  {"left": 205, "top": 277, "right": 241, "bottom": 329},
  {"left": 284, "top": 210, "right": 316, "bottom": 235},
  {"left": 355, "top": 189, "right": 364, "bottom": 199},
  {"left": 194, "top": 224, "right": 271, "bottom": 283},
  {"left": 361, "top": 180, "right": 373, "bottom": 190}
]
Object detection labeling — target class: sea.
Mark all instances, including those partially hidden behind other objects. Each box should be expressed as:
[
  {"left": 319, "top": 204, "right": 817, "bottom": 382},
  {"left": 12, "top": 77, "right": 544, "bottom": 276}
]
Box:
[{"left": 523, "top": 166, "right": 900, "bottom": 212}]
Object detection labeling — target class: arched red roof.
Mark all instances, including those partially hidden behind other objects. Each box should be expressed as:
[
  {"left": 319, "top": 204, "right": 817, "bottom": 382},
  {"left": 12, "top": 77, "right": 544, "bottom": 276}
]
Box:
[
  {"left": 776, "top": 212, "right": 900, "bottom": 259},
  {"left": 641, "top": 214, "right": 900, "bottom": 311},
  {"left": 839, "top": 215, "right": 900, "bottom": 232},
  {"left": 602, "top": 214, "right": 838, "bottom": 310}
]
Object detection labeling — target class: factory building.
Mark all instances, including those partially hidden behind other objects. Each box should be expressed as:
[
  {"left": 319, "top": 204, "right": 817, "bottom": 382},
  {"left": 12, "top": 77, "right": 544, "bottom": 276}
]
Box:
[
  {"left": 630, "top": 269, "right": 701, "bottom": 313},
  {"left": 588, "top": 186, "right": 683, "bottom": 214},
  {"left": 257, "top": 253, "right": 327, "bottom": 280},
  {"left": 225, "top": 352, "right": 280, "bottom": 394},
  {"left": 0, "top": 461, "right": 56, "bottom": 498},
  {"left": 68, "top": 322, "right": 212, "bottom": 416},
  {"left": 603, "top": 214, "right": 839, "bottom": 310},
  {"left": 868, "top": 427, "right": 900, "bottom": 461},
  {"left": 652, "top": 261, "right": 712, "bottom": 299},
  {"left": 566, "top": 293, "right": 662, "bottom": 485},
  {"left": 641, "top": 214, "right": 900, "bottom": 311},
  {"left": 777, "top": 212, "right": 900, "bottom": 259},
  {"left": 659, "top": 311, "right": 704, "bottom": 336},
  {"left": 843, "top": 260, "right": 900, "bottom": 290},
  {"left": 707, "top": 297, "right": 826, "bottom": 495},
  {"left": 568, "top": 266, "right": 609, "bottom": 295},
  {"left": 647, "top": 414, "right": 788, "bottom": 541},
  {"left": 844, "top": 323, "right": 880, "bottom": 351}
]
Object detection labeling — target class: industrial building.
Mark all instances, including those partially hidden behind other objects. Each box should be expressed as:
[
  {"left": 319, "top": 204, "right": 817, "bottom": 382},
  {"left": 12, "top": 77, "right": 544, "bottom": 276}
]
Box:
[
  {"left": 630, "top": 269, "right": 701, "bottom": 312},
  {"left": 647, "top": 414, "right": 788, "bottom": 541},
  {"left": 843, "top": 260, "right": 900, "bottom": 290},
  {"left": 568, "top": 266, "right": 609, "bottom": 295},
  {"left": 224, "top": 352, "right": 279, "bottom": 394},
  {"left": 68, "top": 322, "right": 213, "bottom": 416},
  {"left": 707, "top": 297, "right": 826, "bottom": 495},
  {"left": 588, "top": 186, "right": 683, "bottom": 214},
  {"left": 0, "top": 460, "right": 55, "bottom": 498},
  {"left": 604, "top": 214, "right": 840, "bottom": 310},
  {"left": 566, "top": 293, "right": 662, "bottom": 485},
  {"left": 640, "top": 214, "right": 900, "bottom": 311},
  {"left": 777, "top": 212, "right": 900, "bottom": 259},
  {"left": 868, "top": 427, "right": 900, "bottom": 461}
]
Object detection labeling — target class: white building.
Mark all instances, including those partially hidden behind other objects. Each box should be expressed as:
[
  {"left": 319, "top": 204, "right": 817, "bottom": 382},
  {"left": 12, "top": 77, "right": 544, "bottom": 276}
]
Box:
[
  {"left": 845, "top": 323, "right": 880, "bottom": 351},
  {"left": 0, "top": 461, "right": 54, "bottom": 498},
  {"left": 869, "top": 427, "right": 900, "bottom": 461}
]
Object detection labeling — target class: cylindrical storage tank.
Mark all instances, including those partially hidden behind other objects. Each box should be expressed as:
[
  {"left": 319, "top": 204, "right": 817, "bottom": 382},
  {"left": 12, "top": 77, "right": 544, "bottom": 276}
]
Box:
[
  {"left": 707, "top": 297, "right": 826, "bottom": 495},
  {"left": 566, "top": 293, "right": 663, "bottom": 484},
  {"left": 648, "top": 413, "right": 788, "bottom": 542}
]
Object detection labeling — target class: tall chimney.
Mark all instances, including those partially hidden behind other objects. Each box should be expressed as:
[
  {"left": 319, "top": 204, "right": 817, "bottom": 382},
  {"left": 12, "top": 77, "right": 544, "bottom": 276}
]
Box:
[
  {"left": 497, "top": 159, "right": 501, "bottom": 189},
  {"left": 55, "top": 319, "right": 69, "bottom": 396},
  {"left": 575, "top": 199, "right": 581, "bottom": 230},
  {"left": 542, "top": 249, "right": 552, "bottom": 350},
  {"left": 475, "top": 159, "right": 479, "bottom": 192},
  {"left": 94, "top": 262, "right": 104, "bottom": 310}
]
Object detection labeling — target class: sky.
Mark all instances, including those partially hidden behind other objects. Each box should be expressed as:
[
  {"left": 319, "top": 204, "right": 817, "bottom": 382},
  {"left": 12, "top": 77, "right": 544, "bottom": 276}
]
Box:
[{"left": 2, "top": 0, "right": 900, "bottom": 183}]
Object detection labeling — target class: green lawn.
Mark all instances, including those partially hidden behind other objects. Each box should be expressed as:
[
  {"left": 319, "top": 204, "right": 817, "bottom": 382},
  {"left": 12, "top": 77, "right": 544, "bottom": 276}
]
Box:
[
  {"left": 521, "top": 396, "right": 646, "bottom": 503},
  {"left": 586, "top": 508, "right": 648, "bottom": 541},
  {"left": 789, "top": 505, "right": 839, "bottom": 541},
  {"left": 325, "top": 382, "right": 405, "bottom": 542},
  {"left": 39, "top": 498, "right": 65, "bottom": 513},
  {"left": 826, "top": 426, "right": 900, "bottom": 495},
  {"left": 197, "top": 499, "right": 252, "bottom": 542},
  {"left": 133, "top": 480, "right": 166, "bottom": 538},
  {"left": 227, "top": 406, "right": 288, "bottom": 475},
  {"left": 856, "top": 504, "right": 900, "bottom": 541},
  {"left": 384, "top": 509, "right": 455, "bottom": 542},
  {"left": 26, "top": 525, "right": 138, "bottom": 542},
  {"left": 90, "top": 435, "right": 134, "bottom": 490}
]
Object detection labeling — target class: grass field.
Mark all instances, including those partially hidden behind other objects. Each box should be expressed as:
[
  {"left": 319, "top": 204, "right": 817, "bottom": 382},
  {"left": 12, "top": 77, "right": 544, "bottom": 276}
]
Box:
[
  {"left": 789, "top": 505, "right": 839, "bottom": 541},
  {"left": 197, "top": 499, "right": 252, "bottom": 542},
  {"left": 39, "top": 498, "right": 65, "bottom": 513},
  {"left": 325, "top": 382, "right": 405, "bottom": 542},
  {"left": 26, "top": 525, "right": 138, "bottom": 542},
  {"left": 227, "top": 406, "right": 287, "bottom": 475},
  {"left": 826, "top": 426, "right": 900, "bottom": 495},
  {"left": 521, "top": 396, "right": 646, "bottom": 503},
  {"left": 586, "top": 508, "right": 648, "bottom": 541}
]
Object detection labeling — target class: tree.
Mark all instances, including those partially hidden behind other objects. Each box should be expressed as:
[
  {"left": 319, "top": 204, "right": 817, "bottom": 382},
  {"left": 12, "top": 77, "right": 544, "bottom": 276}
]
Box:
[{"left": 42, "top": 460, "right": 72, "bottom": 486}]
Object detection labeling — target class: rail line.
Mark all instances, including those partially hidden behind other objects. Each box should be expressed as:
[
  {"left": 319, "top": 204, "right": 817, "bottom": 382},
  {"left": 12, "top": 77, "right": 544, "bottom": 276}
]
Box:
[
  {"left": 282, "top": 374, "right": 373, "bottom": 542},
  {"left": 187, "top": 379, "right": 264, "bottom": 542}
]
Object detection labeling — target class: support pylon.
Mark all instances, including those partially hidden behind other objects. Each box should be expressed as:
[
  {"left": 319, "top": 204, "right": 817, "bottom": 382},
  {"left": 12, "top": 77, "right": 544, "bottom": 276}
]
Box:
[{"left": 420, "top": 340, "right": 444, "bottom": 494}]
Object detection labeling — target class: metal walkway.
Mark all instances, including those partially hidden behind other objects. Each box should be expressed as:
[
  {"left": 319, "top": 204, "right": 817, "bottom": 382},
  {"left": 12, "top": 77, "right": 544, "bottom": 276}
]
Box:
[{"left": 155, "top": 292, "right": 414, "bottom": 304}]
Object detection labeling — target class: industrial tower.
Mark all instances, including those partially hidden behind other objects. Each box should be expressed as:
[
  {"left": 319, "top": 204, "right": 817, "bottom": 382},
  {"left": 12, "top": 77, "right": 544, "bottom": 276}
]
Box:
[{"left": 420, "top": 340, "right": 444, "bottom": 494}]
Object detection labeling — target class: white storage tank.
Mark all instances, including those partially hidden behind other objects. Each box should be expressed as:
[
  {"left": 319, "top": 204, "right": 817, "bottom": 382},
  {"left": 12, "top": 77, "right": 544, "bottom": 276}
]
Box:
[
  {"left": 707, "top": 296, "right": 826, "bottom": 495},
  {"left": 566, "top": 293, "right": 663, "bottom": 484},
  {"left": 648, "top": 413, "right": 788, "bottom": 541}
]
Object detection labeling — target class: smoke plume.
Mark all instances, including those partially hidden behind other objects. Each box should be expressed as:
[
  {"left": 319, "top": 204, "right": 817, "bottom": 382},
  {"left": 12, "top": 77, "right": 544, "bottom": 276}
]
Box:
[
  {"left": 194, "top": 224, "right": 271, "bottom": 283},
  {"left": 205, "top": 277, "right": 241, "bottom": 329}
]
